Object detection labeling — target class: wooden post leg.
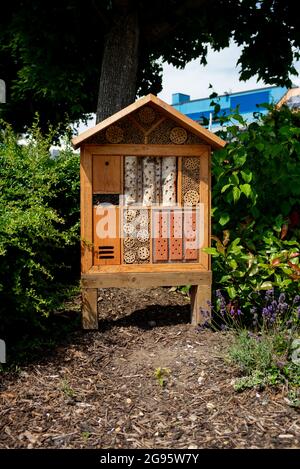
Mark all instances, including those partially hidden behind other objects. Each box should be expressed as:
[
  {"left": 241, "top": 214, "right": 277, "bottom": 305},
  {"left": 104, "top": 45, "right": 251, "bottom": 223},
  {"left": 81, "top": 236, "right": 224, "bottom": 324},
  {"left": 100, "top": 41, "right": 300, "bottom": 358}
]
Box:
[
  {"left": 82, "top": 288, "right": 98, "bottom": 329},
  {"left": 190, "top": 284, "right": 211, "bottom": 326}
]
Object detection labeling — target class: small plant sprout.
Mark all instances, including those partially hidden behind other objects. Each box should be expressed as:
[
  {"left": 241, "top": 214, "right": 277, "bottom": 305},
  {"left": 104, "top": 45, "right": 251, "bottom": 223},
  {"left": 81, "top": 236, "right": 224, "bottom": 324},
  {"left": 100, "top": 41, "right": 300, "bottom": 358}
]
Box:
[
  {"left": 60, "top": 379, "right": 76, "bottom": 398},
  {"left": 154, "top": 367, "right": 171, "bottom": 387},
  {"left": 81, "top": 431, "right": 90, "bottom": 442}
]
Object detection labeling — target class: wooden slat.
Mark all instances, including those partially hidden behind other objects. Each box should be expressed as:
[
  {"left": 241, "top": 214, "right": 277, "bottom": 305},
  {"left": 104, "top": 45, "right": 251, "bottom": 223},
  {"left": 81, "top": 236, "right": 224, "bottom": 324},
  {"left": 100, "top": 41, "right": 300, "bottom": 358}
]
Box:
[
  {"left": 190, "top": 284, "right": 211, "bottom": 325},
  {"left": 92, "top": 154, "right": 121, "bottom": 194},
  {"left": 82, "top": 288, "right": 98, "bottom": 329},
  {"left": 199, "top": 149, "right": 210, "bottom": 270},
  {"left": 80, "top": 147, "right": 93, "bottom": 273},
  {"left": 144, "top": 116, "right": 166, "bottom": 136},
  {"left": 88, "top": 262, "right": 207, "bottom": 273},
  {"left": 83, "top": 144, "right": 209, "bottom": 157},
  {"left": 72, "top": 94, "right": 226, "bottom": 150},
  {"left": 81, "top": 271, "right": 211, "bottom": 289},
  {"left": 89, "top": 263, "right": 208, "bottom": 273}
]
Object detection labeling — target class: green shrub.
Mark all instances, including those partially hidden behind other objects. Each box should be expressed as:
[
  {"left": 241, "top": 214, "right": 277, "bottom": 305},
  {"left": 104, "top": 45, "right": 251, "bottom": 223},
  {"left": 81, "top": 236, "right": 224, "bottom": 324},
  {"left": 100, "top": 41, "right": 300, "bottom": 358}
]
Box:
[
  {"left": 208, "top": 105, "right": 300, "bottom": 316},
  {"left": 0, "top": 123, "right": 80, "bottom": 337}
]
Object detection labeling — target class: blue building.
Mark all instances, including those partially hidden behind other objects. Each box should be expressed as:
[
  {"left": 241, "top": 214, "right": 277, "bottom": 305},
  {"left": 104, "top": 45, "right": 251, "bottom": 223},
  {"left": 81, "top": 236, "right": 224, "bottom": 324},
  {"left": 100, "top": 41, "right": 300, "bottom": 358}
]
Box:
[{"left": 172, "top": 86, "right": 288, "bottom": 130}]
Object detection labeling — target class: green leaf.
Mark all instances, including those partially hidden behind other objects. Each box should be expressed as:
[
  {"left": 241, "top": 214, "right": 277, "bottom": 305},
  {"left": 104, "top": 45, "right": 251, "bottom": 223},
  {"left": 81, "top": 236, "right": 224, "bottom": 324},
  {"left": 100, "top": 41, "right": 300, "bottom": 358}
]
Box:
[
  {"left": 248, "top": 264, "right": 259, "bottom": 277},
  {"left": 240, "top": 183, "right": 252, "bottom": 198},
  {"left": 221, "top": 184, "right": 233, "bottom": 193},
  {"left": 241, "top": 170, "right": 252, "bottom": 183},
  {"left": 219, "top": 213, "right": 230, "bottom": 226},
  {"left": 230, "top": 237, "right": 241, "bottom": 248},
  {"left": 203, "top": 247, "right": 220, "bottom": 256},
  {"left": 227, "top": 286, "right": 237, "bottom": 299},
  {"left": 232, "top": 186, "right": 241, "bottom": 203},
  {"left": 258, "top": 281, "right": 273, "bottom": 291},
  {"left": 255, "top": 143, "right": 264, "bottom": 152}
]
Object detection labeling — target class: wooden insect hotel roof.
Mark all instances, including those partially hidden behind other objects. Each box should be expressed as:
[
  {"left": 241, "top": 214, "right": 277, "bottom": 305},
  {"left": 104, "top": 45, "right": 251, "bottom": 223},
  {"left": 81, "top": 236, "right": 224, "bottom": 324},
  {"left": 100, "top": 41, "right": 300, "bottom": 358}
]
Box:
[{"left": 72, "top": 94, "right": 226, "bottom": 150}]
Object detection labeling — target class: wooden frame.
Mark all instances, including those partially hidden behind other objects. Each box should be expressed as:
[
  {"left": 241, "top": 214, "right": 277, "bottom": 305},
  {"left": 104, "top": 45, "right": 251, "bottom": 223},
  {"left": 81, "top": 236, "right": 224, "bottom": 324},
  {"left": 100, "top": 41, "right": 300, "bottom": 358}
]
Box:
[{"left": 74, "top": 95, "right": 225, "bottom": 330}]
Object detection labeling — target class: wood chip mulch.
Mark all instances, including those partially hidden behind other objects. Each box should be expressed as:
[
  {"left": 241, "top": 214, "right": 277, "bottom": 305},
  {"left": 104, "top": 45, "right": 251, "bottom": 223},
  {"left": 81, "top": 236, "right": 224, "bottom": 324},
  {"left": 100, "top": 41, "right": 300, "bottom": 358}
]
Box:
[{"left": 0, "top": 287, "right": 299, "bottom": 449}]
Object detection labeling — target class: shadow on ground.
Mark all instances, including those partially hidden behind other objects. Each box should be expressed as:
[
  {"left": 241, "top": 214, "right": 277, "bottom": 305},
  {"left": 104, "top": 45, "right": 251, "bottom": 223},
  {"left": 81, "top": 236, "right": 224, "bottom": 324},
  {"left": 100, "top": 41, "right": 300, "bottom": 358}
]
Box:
[{"left": 98, "top": 303, "right": 190, "bottom": 332}]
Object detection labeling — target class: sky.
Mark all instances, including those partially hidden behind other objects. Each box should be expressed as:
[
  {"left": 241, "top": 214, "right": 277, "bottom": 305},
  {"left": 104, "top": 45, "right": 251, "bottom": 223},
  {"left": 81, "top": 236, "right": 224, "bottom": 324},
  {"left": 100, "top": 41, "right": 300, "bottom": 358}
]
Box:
[
  {"left": 158, "top": 42, "right": 300, "bottom": 104},
  {"left": 78, "top": 42, "right": 300, "bottom": 132}
]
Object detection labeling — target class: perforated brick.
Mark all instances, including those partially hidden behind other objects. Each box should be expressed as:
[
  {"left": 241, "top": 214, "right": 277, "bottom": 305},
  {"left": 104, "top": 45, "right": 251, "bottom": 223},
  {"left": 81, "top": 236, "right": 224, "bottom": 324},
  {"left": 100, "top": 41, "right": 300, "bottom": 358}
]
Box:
[
  {"left": 184, "top": 210, "right": 198, "bottom": 261},
  {"left": 169, "top": 210, "right": 183, "bottom": 261},
  {"left": 152, "top": 210, "right": 168, "bottom": 262}
]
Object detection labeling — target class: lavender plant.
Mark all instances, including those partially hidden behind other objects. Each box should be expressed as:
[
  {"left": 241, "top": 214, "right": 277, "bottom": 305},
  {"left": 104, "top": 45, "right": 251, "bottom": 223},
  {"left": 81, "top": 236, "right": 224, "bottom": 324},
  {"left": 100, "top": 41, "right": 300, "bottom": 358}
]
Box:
[{"left": 198, "top": 289, "right": 300, "bottom": 397}]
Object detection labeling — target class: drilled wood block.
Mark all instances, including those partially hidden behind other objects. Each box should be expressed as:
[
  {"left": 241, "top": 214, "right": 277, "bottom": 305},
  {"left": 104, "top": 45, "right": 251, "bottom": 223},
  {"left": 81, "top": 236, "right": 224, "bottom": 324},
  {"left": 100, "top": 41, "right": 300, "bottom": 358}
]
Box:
[
  {"left": 92, "top": 155, "right": 121, "bottom": 194},
  {"left": 170, "top": 210, "right": 183, "bottom": 261}
]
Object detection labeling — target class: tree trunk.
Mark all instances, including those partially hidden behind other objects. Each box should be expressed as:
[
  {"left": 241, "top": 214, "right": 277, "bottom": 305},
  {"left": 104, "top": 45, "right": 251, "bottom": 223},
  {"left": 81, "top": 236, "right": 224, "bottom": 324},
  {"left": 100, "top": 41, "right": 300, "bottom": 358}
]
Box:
[{"left": 96, "top": 11, "right": 139, "bottom": 123}]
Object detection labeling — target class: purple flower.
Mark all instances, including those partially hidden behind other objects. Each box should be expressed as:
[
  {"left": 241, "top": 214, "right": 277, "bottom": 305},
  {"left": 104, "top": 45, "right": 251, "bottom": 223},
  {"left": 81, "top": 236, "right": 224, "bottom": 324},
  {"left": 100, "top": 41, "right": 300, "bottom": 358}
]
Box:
[
  {"left": 278, "top": 302, "right": 288, "bottom": 313},
  {"left": 278, "top": 293, "right": 286, "bottom": 304},
  {"left": 237, "top": 309, "right": 242, "bottom": 316},
  {"left": 216, "top": 289, "right": 222, "bottom": 299},
  {"left": 265, "top": 289, "right": 274, "bottom": 299},
  {"left": 293, "top": 295, "right": 300, "bottom": 304},
  {"left": 262, "top": 307, "right": 270, "bottom": 317}
]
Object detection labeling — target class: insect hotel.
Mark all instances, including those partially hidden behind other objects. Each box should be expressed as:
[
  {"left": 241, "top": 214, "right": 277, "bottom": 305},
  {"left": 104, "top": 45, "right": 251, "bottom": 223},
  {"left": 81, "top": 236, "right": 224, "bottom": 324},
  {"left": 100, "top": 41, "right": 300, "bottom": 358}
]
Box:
[{"left": 72, "top": 94, "right": 225, "bottom": 329}]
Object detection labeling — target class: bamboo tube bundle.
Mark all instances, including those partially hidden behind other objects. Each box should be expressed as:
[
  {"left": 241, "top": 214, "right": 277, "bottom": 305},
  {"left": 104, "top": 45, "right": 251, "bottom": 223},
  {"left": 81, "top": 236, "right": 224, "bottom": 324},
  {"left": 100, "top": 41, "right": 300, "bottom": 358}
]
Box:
[{"left": 162, "top": 157, "right": 177, "bottom": 206}]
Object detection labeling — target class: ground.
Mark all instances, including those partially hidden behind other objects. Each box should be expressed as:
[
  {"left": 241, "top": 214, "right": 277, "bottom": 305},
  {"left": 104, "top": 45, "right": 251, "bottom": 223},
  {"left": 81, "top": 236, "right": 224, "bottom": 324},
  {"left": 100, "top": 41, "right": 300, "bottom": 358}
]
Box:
[{"left": 0, "top": 287, "right": 299, "bottom": 449}]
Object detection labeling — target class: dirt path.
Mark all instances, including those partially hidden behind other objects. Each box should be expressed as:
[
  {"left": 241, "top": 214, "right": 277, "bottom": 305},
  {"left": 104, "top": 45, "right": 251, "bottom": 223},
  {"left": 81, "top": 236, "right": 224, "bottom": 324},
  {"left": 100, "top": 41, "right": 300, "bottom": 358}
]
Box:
[{"left": 0, "top": 288, "right": 299, "bottom": 449}]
